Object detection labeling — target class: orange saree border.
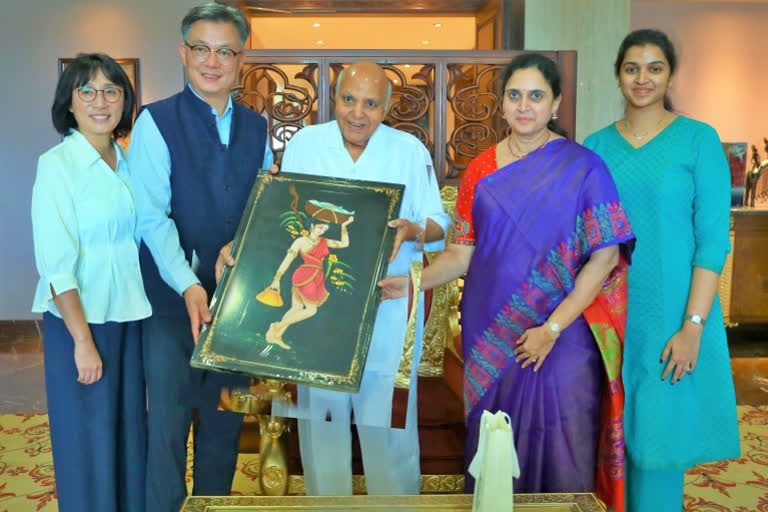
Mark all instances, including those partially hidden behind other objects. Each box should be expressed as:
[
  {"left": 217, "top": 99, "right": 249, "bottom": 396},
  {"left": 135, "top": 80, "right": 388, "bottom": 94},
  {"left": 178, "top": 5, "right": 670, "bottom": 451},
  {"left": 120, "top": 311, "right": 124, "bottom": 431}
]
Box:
[{"left": 583, "top": 256, "right": 629, "bottom": 512}]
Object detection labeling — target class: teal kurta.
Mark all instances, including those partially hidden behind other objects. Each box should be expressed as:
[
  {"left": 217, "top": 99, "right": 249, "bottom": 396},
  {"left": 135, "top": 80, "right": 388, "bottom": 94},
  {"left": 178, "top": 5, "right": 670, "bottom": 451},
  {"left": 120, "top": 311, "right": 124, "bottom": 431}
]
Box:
[{"left": 584, "top": 116, "right": 740, "bottom": 471}]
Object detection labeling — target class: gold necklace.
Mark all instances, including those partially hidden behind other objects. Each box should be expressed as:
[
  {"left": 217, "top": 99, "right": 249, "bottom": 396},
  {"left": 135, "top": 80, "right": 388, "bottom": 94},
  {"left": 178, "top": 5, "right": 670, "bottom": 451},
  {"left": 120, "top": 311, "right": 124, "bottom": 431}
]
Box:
[
  {"left": 624, "top": 115, "right": 666, "bottom": 141},
  {"left": 507, "top": 132, "right": 551, "bottom": 159}
]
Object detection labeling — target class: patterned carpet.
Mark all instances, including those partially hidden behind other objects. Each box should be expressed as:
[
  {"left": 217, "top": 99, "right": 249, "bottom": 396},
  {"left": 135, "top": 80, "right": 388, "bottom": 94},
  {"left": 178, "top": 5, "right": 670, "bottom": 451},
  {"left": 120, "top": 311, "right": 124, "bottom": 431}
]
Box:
[{"left": 0, "top": 406, "right": 766, "bottom": 511}]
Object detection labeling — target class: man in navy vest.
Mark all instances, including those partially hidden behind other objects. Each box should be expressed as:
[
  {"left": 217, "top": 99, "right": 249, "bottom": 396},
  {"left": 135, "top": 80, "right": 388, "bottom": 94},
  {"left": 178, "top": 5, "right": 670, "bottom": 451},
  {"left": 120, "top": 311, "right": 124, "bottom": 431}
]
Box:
[{"left": 128, "top": 4, "right": 272, "bottom": 511}]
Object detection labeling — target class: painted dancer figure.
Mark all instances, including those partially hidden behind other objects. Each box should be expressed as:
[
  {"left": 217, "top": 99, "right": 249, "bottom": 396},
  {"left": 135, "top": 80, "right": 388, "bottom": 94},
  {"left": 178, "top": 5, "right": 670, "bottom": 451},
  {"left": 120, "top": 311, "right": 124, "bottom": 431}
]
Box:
[{"left": 265, "top": 213, "right": 355, "bottom": 349}]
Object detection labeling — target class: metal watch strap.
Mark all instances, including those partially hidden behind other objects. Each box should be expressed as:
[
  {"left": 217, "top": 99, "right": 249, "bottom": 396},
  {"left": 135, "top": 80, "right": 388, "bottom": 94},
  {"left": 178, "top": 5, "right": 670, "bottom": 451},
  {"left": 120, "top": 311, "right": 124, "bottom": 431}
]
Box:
[
  {"left": 546, "top": 320, "right": 560, "bottom": 335},
  {"left": 683, "top": 313, "right": 706, "bottom": 326}
]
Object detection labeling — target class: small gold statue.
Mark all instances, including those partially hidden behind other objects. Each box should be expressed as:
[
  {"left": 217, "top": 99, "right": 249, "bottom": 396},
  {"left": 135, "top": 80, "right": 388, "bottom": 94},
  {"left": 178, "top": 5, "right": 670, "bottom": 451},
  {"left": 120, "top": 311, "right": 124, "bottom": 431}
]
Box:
[{"left": 745, "top": 143, "right": 768, "bottom": 207}]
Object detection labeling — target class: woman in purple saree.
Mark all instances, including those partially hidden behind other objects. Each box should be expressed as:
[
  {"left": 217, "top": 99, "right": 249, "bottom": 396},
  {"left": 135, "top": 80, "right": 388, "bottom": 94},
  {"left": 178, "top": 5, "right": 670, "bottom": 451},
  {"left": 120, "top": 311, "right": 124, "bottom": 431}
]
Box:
[
  {"left": 457, "top": 135, "right": 633, "bottom": 497},
  {"left": 381, "top": 54, "right": 635, "bottom": 509}
]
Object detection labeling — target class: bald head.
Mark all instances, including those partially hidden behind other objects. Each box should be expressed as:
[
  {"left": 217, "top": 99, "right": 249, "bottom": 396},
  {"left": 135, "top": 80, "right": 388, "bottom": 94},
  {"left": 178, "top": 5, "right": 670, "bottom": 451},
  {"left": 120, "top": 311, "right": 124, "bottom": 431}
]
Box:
[
  {"left": 334, "top": 61, "right": 392, "bottom": 161},
  {"left": 335, "top": 61, "right": 392, "bottom": 109}
]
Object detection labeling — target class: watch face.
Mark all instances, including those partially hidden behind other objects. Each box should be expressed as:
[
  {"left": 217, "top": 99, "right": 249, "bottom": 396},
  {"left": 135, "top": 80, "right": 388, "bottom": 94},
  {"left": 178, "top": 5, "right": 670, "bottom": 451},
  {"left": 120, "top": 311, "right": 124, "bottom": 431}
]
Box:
[{"left": 549, "top": 322, "right": 560, "bottom": 333}]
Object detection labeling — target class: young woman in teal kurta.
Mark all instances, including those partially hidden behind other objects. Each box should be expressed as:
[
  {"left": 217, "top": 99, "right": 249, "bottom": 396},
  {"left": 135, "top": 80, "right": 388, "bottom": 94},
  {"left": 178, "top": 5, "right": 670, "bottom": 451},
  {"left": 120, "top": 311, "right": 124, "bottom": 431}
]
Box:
[{"left": 584, "top": 29, "right": 740, "bottom": 512}]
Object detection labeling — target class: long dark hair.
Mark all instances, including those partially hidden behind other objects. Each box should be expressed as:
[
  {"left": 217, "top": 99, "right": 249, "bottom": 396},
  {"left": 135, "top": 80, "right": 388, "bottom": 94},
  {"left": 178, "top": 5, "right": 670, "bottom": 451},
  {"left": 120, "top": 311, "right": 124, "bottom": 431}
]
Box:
[
  {"left": 614, "top": 29, "right": 677, "bottom": 111},
  {"left": 51, "top": 53, "right": 135, "bottom": 139},
  {"left": 500, "top": 53, "right": 568, "bottom": 137}
]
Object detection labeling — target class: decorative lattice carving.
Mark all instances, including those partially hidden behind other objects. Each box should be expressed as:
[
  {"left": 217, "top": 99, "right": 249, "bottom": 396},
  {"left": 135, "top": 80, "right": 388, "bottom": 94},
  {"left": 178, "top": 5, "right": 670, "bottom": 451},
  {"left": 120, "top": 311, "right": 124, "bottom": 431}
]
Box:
[
  {"left": 235, "top": 64, "right": 319, "bottom": 157},
  {"left": 445, "top": 63, "right": 509, "bottom": 179}
]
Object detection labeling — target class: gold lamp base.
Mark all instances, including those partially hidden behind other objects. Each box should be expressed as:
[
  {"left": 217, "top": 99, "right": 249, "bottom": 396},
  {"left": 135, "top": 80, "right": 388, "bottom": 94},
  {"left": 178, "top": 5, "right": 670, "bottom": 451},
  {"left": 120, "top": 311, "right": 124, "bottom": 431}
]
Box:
[{"left": 221, "top": 379, "right": 292, "bottom": 497}]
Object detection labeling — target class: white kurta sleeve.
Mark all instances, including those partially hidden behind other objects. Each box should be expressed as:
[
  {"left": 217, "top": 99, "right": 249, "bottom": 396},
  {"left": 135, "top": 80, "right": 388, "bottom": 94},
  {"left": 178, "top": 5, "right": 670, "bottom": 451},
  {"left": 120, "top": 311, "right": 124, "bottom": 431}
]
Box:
[{"left": 413, "top": 144, "right": 451, "bottom": 251}]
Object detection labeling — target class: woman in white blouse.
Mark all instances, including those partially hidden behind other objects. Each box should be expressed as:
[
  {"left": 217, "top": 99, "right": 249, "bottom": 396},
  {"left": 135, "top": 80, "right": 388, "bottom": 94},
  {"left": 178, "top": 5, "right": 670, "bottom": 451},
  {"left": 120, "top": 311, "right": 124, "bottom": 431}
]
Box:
[{"left": 31, "top": 53, "right": 150, "bottom": 512}]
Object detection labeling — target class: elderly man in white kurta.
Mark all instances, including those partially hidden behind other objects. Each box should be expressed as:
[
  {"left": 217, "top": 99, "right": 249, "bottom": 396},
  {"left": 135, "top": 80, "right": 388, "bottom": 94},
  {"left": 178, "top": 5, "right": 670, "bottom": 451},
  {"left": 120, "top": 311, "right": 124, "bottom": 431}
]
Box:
[{"left": 279, "top": 61, "right": 450, "bottom": 495}]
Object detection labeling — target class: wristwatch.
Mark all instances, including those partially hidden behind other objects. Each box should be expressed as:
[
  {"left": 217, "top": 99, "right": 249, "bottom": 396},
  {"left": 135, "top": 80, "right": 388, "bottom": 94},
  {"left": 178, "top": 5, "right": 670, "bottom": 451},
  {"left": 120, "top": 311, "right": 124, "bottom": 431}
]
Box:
[
  {"left": 684, "top": 313, "right": 706, "bottom": 326},
  {"left": 545, "top": 320, "right": 561, "bottom": 337}
]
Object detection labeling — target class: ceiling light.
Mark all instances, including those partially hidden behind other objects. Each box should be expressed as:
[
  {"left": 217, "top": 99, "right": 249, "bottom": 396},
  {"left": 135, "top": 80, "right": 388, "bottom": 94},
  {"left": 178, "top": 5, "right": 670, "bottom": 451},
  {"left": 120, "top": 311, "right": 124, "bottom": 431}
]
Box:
[
  {"left": 313, "top": 23, "right": 320, "bottom": 28},
  {"left": 404, "top": 64, "right": 411, "bottom": 68},
  {"left": 422, "top": 40, "right": 429, "bottom": 45},
  {"left": 317, "top": 40, "right": 324, "bottom": 45},
  {"left": 393, "top": 79, "right": 399, "bottom": 84},
  {"left": 434, "top": 23, "right": 442, "bottom": 28}
]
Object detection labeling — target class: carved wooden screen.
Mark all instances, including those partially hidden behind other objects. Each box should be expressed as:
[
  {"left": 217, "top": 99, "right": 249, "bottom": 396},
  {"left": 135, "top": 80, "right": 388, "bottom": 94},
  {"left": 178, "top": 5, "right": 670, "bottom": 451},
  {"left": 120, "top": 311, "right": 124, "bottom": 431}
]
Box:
[{"left": 236, "top": 50, "right": 577, "bottom": 186}]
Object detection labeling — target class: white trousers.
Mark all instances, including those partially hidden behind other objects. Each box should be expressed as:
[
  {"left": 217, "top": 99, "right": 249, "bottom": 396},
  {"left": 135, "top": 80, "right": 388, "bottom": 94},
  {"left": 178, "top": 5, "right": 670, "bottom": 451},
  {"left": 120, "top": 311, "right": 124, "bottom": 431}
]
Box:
[
  {"left": 298, "top": 286, "right": 425, "bottom": 495},
  {"left": 297, "top": 369, "right": 421, "bottom": 495}
]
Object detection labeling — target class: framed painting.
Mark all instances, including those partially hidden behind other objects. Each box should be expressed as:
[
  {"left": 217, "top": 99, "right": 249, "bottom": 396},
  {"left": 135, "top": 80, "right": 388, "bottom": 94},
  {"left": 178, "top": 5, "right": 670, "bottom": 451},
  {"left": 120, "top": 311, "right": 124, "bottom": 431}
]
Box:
[
  {"left": 191, "top": 172, "right": 404, "bottom": 393},
  {"left": 722, "top": 142, "right": 747, "bottom": 207}
]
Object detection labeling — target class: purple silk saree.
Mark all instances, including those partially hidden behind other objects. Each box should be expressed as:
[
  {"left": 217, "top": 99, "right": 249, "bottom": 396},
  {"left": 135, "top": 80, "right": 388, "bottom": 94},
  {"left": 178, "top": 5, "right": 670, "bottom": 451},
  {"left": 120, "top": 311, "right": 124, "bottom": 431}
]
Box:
[{"left": 459, "top": 139, "right": 634, "bottom": 496}]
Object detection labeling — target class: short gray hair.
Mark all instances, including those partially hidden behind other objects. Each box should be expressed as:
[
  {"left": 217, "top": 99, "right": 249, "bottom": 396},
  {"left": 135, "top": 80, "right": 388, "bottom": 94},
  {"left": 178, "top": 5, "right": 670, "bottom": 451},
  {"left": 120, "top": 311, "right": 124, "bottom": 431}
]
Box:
[
  {"left": 335, "top": 68, "right": 393, "bottom": 110},
  {"left": 181, "top": 3, "right": 250, "bottom": 46}
]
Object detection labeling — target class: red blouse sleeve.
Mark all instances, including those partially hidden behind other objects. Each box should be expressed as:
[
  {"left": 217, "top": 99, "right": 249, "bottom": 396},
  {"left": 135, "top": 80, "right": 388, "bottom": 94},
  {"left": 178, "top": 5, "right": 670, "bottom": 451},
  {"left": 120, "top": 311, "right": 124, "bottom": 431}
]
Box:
[{"left": 452, "top": 146, "right": 497, "bottom": 245}]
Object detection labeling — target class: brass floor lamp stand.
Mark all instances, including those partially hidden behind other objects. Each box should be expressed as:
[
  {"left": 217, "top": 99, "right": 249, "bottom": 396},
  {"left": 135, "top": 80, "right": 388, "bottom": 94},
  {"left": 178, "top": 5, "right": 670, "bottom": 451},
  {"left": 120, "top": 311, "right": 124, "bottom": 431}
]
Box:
[{"left": 225, "top": 379, "right": 291, "bottom": 496}]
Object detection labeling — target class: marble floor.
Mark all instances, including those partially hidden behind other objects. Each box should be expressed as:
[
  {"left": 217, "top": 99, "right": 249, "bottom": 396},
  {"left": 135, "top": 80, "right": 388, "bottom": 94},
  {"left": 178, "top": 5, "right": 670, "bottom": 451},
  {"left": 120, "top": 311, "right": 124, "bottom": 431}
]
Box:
[{"left": 1, "top": 320, "right": 767, "bottom": 414}]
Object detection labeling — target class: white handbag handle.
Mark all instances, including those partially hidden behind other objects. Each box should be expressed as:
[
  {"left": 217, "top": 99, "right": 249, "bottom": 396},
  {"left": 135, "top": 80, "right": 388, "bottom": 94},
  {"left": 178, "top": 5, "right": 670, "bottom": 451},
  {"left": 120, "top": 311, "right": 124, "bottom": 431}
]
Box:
[{"left": 467, "top": 410, "right": 493, "bottom": 478}]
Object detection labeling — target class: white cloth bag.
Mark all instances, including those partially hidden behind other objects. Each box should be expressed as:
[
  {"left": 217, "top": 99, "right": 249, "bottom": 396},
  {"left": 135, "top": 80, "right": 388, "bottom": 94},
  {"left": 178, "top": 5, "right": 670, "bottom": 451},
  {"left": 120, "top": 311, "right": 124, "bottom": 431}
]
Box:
[{"left": 468, "top": 410, "right": 520, "bottom": 512}]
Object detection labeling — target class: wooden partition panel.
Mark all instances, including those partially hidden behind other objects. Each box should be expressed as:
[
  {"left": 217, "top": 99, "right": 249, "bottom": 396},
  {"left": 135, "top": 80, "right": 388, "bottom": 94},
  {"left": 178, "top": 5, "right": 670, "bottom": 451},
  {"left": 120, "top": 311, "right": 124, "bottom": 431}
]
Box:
[{"left": 237, "top": 50, "right": 577, "bottom": 186}]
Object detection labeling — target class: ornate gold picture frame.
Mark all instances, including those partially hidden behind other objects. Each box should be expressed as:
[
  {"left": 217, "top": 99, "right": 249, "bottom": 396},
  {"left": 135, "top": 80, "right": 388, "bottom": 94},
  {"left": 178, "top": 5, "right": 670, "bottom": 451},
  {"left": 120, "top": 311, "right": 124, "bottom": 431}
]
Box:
[
  {"left": 180, "top": 493, "right": 606, "bottom": 511},
  {"left": 191, "top": 172, "right": 404, "bottom": 393}
]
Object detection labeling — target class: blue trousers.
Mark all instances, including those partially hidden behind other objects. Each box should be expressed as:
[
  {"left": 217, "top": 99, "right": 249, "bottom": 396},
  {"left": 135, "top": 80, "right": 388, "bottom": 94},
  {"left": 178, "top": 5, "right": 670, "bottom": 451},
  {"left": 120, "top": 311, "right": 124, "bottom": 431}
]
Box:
[
  {"left": 42, "top": 312, "right": 146, "bottom": 512},
  {"left": 142, "top": 314, "right": 244, "bottom": 512}
]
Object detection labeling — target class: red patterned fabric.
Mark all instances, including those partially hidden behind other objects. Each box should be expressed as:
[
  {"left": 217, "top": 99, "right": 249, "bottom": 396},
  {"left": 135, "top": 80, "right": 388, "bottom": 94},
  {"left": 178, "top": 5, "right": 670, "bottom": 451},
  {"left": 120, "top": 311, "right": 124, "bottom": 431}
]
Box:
[
  {"left": 452, "top": 147, "right": 497, "bottom": 245},
  {"left": 291, "top": 237, "right": 330, "bottom": 306},
  {"left": 583, "top": 256, "right": 630, "bottom": 512}
]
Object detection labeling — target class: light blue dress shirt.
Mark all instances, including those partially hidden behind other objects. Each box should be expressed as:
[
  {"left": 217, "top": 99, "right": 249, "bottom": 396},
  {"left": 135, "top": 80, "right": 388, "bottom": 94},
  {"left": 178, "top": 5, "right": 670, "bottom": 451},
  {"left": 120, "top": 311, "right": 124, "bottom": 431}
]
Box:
[
  {"left": 31, "top": 130, "right": 152, "bottom": 323},
  {"left": 128, "top": 86, "right": 274, "bottom": 296}
]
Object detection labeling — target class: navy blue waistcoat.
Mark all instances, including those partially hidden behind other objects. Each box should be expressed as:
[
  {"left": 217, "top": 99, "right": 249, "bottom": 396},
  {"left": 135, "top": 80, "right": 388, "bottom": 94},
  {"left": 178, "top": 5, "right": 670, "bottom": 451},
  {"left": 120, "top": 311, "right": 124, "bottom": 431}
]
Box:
[{"left": 139, "top": 87, "right": 267, "bottom": 316}]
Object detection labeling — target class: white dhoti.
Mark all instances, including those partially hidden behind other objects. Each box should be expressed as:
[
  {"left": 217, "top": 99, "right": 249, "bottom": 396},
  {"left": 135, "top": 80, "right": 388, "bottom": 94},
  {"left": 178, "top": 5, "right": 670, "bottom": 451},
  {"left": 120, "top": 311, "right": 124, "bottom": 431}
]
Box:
[
  {"left": 297, "top": 295, "right": 424, "bottom": 495},
  {"left": 298, "top": 372, "right": 421, "bottom": 495}
]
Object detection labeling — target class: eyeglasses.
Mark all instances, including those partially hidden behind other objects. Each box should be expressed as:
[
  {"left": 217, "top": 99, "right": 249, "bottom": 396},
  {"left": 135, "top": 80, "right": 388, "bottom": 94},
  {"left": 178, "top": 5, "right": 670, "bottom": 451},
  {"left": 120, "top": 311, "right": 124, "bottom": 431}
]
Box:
[
  {"left": 76, "top": 85, "right": 123, "bottom": 103},
  {"left": 184, "top": 42, "right": 241, "bottom": 64}
]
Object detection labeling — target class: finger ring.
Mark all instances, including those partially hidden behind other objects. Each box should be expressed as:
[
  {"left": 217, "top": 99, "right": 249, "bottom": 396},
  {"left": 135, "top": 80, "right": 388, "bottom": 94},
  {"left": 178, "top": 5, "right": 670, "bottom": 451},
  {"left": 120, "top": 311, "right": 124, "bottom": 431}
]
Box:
[
  {"left": 686, "top": 365, "right": 692, "bottom": 373},
  {"left": 532, "top": 358, "right": 538, "bottom": 363}
]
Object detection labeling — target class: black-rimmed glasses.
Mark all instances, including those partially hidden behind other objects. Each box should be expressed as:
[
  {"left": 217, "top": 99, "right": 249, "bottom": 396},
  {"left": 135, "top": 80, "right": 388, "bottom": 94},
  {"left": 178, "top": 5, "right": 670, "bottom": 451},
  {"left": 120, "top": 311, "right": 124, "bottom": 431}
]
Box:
[
  {"left": 76, "top": 85, "right": 123, "bottom": 103},
  {"left": 184, "top": 42, "right": 241, "bottom": 64}
]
